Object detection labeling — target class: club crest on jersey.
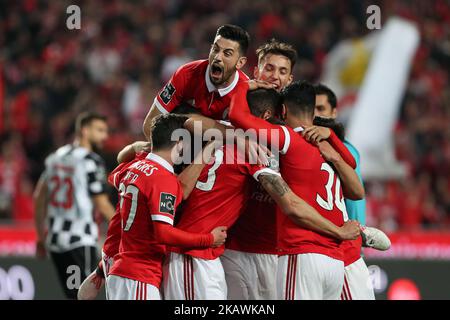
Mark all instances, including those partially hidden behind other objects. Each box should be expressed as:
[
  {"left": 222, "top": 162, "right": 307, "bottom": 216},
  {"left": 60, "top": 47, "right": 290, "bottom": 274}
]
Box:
[
  {"left": 159, "top": 192, "right": 176, "bottom": 215},
  {"left": 160, "top": 82, "right": 176, "bottom": 104}
]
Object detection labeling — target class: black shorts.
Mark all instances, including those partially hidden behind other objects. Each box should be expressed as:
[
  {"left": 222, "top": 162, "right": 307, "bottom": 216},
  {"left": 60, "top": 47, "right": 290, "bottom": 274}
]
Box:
[{"left": 50, "top": 246, "right": 98, "bottom": 299}]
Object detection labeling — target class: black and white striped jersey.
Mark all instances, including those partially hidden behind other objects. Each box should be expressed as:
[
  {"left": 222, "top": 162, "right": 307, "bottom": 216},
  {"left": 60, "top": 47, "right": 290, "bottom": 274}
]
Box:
[{"left": 43, "top": 144, "right": 107, "bottom": 252}]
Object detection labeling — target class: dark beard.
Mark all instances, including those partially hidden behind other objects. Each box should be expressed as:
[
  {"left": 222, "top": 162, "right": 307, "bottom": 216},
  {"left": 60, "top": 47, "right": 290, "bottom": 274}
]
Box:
[{"left": 313, "top": 116, "right": 346, "bottom": 141}]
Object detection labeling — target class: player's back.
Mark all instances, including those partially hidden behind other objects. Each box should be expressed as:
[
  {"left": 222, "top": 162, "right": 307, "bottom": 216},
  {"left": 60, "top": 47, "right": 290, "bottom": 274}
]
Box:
[
  {"left": 109, "top": 153, "right": 182, "bottom": 287},
  {"left": 44, "top": 144, "right": 104, "bottom": 251},
  {"left": 172, "top": 144, "right": 266, "bottom": 259},
  {"left": 277, "top": 127, "right": 348, "bottom": 260}
]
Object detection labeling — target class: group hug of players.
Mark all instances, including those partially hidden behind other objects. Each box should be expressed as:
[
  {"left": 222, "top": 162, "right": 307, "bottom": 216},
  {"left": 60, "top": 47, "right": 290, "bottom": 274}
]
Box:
[{"left": 78, "top": 24, "right": 390, "bottom": 300}]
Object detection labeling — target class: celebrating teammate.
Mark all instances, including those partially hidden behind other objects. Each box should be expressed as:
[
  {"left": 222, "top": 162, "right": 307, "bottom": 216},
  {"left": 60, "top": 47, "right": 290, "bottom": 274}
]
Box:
[
  {"left": 105, "top": 114, "right": 227, "bottom": 300},
  {"left": 143, "top": 24, "right": 250, "bottom": 140},
  {"left": 229, "top": 81, "right": 365, "bottom": 300},
  {"left": 222, "top": 39, "right": 297, "bottom": 300}
]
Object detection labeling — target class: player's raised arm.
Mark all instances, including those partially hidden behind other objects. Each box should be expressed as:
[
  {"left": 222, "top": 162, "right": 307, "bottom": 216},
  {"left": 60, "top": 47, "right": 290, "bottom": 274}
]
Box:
[
  {"left": 229, "top": 82, "right": 287, "bottom": 149},
  {"left": 117, "top": 141, "right": 151, "bottom": 164},
  {"left": 33, "top": 173, "right": 48, "bottom": 259},
  {"left": 257, "top": 173, "right": 360, "bottom": 240},
  {"left": 177, "top": 140, "right": 220, "bottom": 200},
  {"left": 317, "top": 140, "right": 365, "bottom": 200},
  {"left": 302, "top": 125, "right": 356, "bottom": 169}
]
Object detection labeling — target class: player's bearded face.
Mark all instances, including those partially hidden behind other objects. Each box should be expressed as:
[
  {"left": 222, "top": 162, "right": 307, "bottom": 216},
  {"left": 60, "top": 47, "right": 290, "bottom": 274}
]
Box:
[
  {"left": 87, "top": 120, "right": 109, "bottom": 151},
  {"left": 208, "top": 36, "right": 242, "bottom": 86}
]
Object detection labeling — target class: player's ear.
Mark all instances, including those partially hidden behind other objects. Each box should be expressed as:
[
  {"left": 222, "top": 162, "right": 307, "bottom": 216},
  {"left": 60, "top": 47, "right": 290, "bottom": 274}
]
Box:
[
  {"left": 236, "top": 56, "right": 247, "bottom": 70},
  {"left": 287, "top": 74, "right": 293, "bottom": 86},
  {"left": 262, "top": 110, "right": 272, "bottom": 120},
  {"left": 253, "top": 66, "right": 260, "bottom": 79},
  {"left": 332, "top": 108, "right": 338, "bottom": 119},
  {"left": 281, "top": 104, "right": 287, "bottom": 120}
]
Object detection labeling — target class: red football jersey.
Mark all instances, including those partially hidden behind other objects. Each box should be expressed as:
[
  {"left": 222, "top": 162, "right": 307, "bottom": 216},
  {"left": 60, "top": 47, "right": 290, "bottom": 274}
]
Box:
[
  {"left": 226, "top": 179, "right": 277, "bottom": 254},
  {"left": 103, "top": 152, "right": 150, "bottom": 259},
  {"left": 102, "top": 207, "right": 121, "bottom": 258},
  {"left": 171, "top": 144, "right": 274, "bottom": 260},
  {"left": 341, "top": 236, "right": 363, "bottom": 266},
  {"left": 229, "top": 84, "right": 355, "bottom": 261},
  {"left": 154, "top": 60, "right": 249, "bottom": 120},
  {"left": 108, "top": 153, "right": 183, "bottom": 288},
  {"left": 275, "top": 126, "right": 348, "bottom": 260}
]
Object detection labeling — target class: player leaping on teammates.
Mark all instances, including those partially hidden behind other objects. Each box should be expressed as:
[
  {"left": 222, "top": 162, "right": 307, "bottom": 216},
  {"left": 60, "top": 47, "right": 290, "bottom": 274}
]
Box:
[{"left": 142, "top": 24, "right": 251, "bottom": 139}]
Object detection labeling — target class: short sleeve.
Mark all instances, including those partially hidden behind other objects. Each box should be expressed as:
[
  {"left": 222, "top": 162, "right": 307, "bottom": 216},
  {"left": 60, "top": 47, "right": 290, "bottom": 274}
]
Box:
[
  {"left": 241, "top": 162, "right": 281, "bottom": 181},
  {"left": 153, "top": 64, "right": 187, "bottom": 114},
  {"left": 108, "top": 162, "right": 128, "bottom": 190},
  {"left": 148, "top": 178, "right": 182, "bottom": 226},
  {"left": 85, "top": 156, "right": 107, "bottom": 195}
]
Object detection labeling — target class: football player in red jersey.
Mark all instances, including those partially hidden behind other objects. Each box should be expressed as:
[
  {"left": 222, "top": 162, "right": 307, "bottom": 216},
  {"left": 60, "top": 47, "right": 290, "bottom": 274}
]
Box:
[
  {"left": 104, "top": 114, "right": 227, "bottom": 300},
  {"left": 312, "top": 84, "right": 375, "bottom": 300},
  {"left": 163, "top": 89, "right": 360, "bottom": 300},
  {"left": 143, "top": 24, "right": 251, "bottom": 140},
  {"left": 222, "top": 39, "right": 298, "bottom": 300},
  {"left": 229, "top": 81, "right": 365, "bottom": 300}
]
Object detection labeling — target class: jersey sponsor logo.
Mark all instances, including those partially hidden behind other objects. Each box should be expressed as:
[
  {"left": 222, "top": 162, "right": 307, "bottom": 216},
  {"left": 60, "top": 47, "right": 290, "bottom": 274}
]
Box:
[
  {"left": 159, "top": 192, "right": 176, "bottom": 215},
  {"left": 160, "top": 82, "right": 176, "bottom": 104}
]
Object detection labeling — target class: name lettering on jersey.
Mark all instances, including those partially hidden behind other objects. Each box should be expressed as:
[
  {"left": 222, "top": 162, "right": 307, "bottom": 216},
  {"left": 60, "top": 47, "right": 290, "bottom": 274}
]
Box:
[
  {"left": 160, "top": 82, "right": 176, "bottom": 104},
  {"left": 123, "top": 171, "right": 139, "bottom": 184},
  {"left": 129, "top": 160, "right": 159, "bottom": 176},
  {"left": 159, "top": 192, "right": 176, "bottom": 215}
]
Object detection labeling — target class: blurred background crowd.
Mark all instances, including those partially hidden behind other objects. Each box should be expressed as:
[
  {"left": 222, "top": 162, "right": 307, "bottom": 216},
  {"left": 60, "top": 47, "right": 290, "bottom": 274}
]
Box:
[{"left": 0, "top": 0, "right": 449, "bottom": 231}]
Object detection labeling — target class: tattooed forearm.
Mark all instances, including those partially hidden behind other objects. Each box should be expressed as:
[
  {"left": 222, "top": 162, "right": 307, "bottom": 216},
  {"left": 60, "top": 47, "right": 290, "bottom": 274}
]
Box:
[{"left": 259, "top": 174, "right": 290, "bottom": 197}]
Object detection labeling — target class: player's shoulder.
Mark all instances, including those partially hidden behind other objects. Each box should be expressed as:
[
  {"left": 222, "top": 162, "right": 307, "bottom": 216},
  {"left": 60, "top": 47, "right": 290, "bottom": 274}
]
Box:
[
  {"left": 84, "top": 151, "right": 105, "bottom": 166},
  {"left": 176, "top": 59, "right": 208, "bottom": 76}
]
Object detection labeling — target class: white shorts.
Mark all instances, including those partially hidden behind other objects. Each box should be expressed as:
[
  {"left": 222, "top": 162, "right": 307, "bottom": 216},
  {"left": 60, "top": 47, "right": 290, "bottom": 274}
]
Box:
[
  {"left": 341, "top": 257, "right": 375, "bottom": 300},
  {"left": 277, "top": 253, "right": 344, "bottom": 300},
  {"left": 106, "top": 275, "right": 161, "bottom": 300},
  {"left": 221, "top": 249, "right": 277, "bottom": 300},
  {"left": 163, "top": 252, "right": 227, "bottom": 300}
]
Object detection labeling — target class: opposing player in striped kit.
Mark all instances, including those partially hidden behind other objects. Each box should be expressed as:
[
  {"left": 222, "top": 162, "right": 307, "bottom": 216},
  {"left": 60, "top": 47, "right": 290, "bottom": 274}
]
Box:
[{"left": 34, "top": 112, "right": 116, "bottom": 299}]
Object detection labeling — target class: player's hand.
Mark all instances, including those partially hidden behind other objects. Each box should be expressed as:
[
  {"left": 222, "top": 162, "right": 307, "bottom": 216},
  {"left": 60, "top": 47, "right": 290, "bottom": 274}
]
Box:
[
  {"left": 247, "top": 79, "right": 276, "bottom": 91},
  {"left": 210, "top": 226, "right": 227, "bottom": 247},
  {"left": 77, "top": 269, "right": 105, "bottom": 300},
  {"left": 132, "top": 141, "right": 152, "bottom": 154},
  {"left": 302, "top": 126, "right": 331, "bottom": 144},
  {"left": 338, "top": 220, "right": 360, "bottom": 240},
  {"left": 35, "top": 240, "right": 47, "bottom": 259},
  {"left": 317, "top": 140, "right": 342, "bottom": 164}
]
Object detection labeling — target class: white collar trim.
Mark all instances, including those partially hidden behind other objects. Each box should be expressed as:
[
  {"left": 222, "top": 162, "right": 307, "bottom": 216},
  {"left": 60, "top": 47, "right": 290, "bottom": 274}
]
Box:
[
  {"left": 205, "top": 65, "right": 239, "bottom": 97},
  {"left": 146, "top": 153, "right": 174, "bottom": 173}
]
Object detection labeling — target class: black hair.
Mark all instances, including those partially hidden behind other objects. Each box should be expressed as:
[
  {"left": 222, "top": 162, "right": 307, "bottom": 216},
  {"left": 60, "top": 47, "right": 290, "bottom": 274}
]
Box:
[
  {"left": 151, "top": 114, "right": 189, "bottom": 151},
  {"left": 314, "top": 83, "right": 337, "bottom": 109},
  {"left": 256, "top": 38, "right": 297, "bottom": 71},
  {"left": 247, "top": 88, "right": 282, "bottom": 118},
  {"left": 313, "top": 116, "right": 346, "bottom": 141},
  {"left": 75, "top": 112, "right": 107, "bottom": 135},
  {"left": 172, "top": 102, "right": 201, "bottom": 115},
  {"left": 216, "top": 24, "right": 250, "bottom": 55},
  {"left": 281, "top": 80, "right": 316, "bottom": 118}
]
